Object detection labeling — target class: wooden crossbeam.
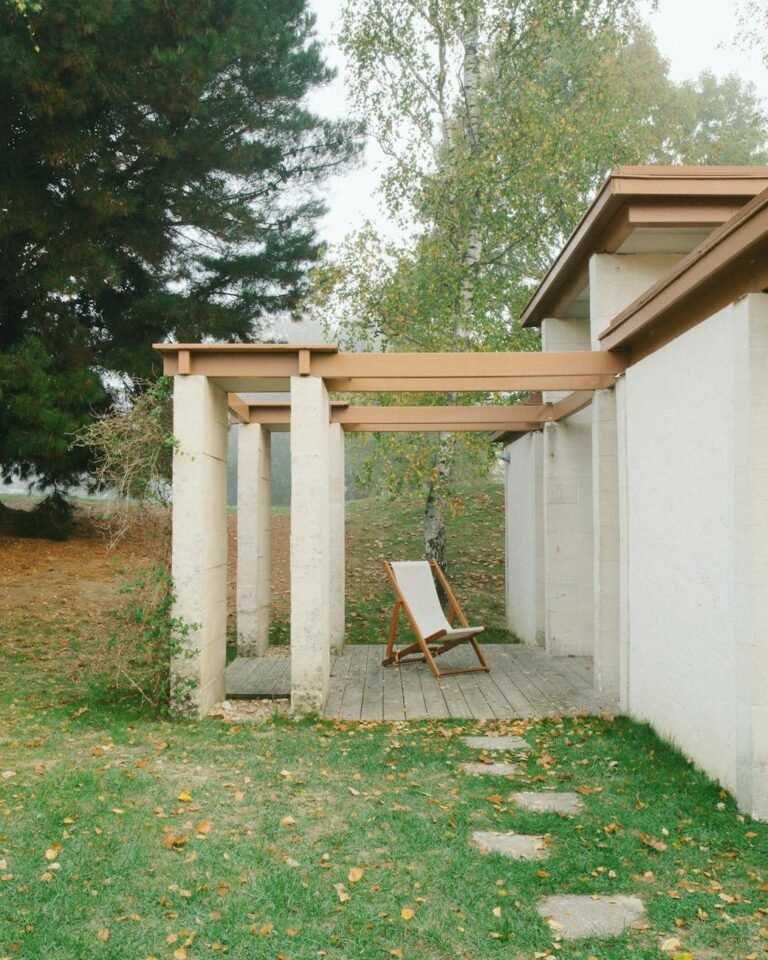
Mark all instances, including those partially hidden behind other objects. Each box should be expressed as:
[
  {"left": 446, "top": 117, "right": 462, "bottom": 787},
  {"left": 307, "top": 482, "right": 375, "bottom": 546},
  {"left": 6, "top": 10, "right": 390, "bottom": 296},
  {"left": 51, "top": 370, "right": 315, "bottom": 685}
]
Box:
[
  {"left": 157, "top": 344, "right": 625, "bottom": 390},
  {"left": 233, "top": 394, "right": 594, "bottom": 433}
]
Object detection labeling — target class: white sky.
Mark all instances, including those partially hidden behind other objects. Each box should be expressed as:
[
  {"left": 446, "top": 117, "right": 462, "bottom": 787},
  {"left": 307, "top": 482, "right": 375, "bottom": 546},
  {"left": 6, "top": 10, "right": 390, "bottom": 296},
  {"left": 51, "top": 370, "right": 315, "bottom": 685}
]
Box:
[{"left": 308, "top": 0, "right": 768, "bottom": 246}]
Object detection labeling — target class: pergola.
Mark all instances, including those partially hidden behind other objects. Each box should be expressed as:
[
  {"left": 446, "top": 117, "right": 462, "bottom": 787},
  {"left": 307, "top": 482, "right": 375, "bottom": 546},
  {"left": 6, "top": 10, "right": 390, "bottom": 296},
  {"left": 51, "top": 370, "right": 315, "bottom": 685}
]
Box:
[{"left": 154, "top": 342, "right": 625, "bottom": 715}]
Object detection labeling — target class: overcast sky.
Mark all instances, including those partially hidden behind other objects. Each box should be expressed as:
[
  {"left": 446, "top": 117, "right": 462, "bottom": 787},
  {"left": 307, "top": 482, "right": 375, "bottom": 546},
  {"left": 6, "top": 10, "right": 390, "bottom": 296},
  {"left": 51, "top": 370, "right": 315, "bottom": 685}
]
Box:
[{"left": 307, "top": 0, "right": 768, "bottom": 245}]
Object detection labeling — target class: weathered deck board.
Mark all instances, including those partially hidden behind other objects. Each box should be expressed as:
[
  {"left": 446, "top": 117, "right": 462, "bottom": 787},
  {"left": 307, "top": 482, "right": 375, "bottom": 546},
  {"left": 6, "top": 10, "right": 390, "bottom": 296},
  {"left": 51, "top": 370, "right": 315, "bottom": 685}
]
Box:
[{"left": 225, "top": 645, "right": 619, "bottom": 719}]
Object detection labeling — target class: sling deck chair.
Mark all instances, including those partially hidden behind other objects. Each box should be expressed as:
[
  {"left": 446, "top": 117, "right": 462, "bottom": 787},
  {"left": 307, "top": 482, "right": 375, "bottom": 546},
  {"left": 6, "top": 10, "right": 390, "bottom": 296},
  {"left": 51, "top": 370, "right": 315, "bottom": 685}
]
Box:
[{"left": 382, "top": 560, "right": 489, "bottom": 679}]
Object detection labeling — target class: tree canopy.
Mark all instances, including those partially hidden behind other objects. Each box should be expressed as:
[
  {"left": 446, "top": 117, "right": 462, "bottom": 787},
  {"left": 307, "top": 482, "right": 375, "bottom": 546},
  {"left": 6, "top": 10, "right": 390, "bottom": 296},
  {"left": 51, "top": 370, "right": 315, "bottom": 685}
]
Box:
[
  {"left": 315, "top": 0, "right": 768, "bottom": 565},
  {"left": 0, "top": 0, "right": 359, "bottom": 487}
]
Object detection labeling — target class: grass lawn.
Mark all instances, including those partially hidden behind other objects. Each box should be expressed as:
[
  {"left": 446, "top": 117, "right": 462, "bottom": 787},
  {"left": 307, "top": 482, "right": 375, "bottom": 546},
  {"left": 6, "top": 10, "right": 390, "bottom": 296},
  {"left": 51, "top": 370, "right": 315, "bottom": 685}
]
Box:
[{"left": 1, "top": 491, "right": 767, "bottom": 959}]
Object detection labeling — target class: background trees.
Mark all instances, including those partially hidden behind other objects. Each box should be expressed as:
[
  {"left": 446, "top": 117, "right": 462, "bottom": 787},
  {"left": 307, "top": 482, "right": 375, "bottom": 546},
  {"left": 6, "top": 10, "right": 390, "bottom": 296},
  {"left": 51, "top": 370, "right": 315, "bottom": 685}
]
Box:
[
  {"left": 317, "top": 0, "right": 768, "bottom": 567},
  {"left": 0, "top": 0, "right": 359, "bottom": 489}
]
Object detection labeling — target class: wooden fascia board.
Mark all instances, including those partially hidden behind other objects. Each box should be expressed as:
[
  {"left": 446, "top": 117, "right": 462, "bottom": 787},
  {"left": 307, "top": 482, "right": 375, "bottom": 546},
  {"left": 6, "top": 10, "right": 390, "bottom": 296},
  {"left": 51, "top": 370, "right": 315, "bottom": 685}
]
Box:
[
  {"left": 599, "top": 186, "right": 768, "bottom": 354},
  {"left": 519, "top": 167, "right": 768, "bottom": 328}
]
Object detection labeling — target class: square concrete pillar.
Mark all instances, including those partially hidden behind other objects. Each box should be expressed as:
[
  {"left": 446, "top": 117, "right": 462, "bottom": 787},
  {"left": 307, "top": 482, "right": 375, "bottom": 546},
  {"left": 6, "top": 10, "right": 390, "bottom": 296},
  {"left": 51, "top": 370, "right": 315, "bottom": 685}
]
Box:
[
  {"left": 290, "top": 376, "right": 331, "bottom": 713},
  {"left": 329, "top": 422, "right": 346, "bottom": 654},
  {"left": 236, "top": 423, "right": 271, "bottom": 657},
  {"left": 504, "top": 432, "right": 544, "bottom": 645},
  {"left": 540, "top": 317, "right": 593, "bottom": 656},
  {"left": 171, "top": 375, "right": 228, "bottom": 715},
  {"left": 592, "top": 389, "right": 620, "bottom": 697},
  {"left": 588, "top": 254, "right": 681, "bottom": 698},
  {"left": 615, "top": 376, "right": 630, "bottom": 713}
]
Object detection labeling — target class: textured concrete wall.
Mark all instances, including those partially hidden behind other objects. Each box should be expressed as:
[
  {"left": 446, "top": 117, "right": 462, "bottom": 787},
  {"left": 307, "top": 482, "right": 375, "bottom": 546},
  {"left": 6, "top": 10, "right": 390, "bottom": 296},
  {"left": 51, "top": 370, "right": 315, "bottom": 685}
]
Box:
[
  {"left": 329, "top": 422, "right": 346, "bottom": 654},
  {"left": 504, "top": 433, "right": 544, "bottom": 645},
  {"left": 171, "top": 376, "right": 228, "bottom": 715},
  {"left": 541, "top": 317, "right": 593, "bottom": 656},
  {"left": 624, "top": 296, "right": 768, "bottom": 817},
  {"left": 733, "top": 295, "right": 768, "bottom": 820},
  {"left": 589, "top": 253, "right": 680, "bottom": 347},
  {"left": 236, "top": 423, "right": 271, "bottom": 657},
  {"left": 290, "top": 376, "right": 331, "bottom": 714}
]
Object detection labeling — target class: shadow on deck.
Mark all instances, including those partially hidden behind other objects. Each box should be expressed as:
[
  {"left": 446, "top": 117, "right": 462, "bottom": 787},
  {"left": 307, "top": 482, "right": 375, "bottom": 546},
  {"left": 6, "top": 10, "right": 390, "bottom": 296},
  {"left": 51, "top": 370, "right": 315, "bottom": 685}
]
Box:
[{"left": 225, "top": 644, "right": 619, "bottom": 721}]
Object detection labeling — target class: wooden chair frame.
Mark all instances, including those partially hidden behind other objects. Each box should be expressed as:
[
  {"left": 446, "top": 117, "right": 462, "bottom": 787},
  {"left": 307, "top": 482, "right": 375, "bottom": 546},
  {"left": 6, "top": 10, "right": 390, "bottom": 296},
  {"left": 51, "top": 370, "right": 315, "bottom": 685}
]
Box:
[{"left": 381, "top": 560, "right": 490, "bottom": 679}]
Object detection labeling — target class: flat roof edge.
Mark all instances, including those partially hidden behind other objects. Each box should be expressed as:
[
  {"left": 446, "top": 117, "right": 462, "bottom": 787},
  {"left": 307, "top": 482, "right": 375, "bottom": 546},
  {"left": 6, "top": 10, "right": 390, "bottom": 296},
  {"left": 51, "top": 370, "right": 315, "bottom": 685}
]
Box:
[
  {"left": 520, "top": 166, "right": 768, "bottom": 329},
  {"left": 599, "top": 185, "right": 768, "bottom": 350}
]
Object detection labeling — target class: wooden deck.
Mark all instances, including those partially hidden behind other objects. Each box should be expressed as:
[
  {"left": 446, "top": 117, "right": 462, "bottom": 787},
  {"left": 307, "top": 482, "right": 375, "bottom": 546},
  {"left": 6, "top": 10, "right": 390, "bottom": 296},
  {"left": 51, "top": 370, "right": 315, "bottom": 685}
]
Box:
[{"left": 225, "top": 645, "right": 618, "bottom": 720}]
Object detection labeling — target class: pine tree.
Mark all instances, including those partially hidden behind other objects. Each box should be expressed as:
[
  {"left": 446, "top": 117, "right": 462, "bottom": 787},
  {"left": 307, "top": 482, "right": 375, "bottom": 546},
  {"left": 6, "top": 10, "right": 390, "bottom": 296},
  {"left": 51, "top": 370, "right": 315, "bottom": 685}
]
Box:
[{"left": 0, "top": 0, "right": 359, "bottom": 487}]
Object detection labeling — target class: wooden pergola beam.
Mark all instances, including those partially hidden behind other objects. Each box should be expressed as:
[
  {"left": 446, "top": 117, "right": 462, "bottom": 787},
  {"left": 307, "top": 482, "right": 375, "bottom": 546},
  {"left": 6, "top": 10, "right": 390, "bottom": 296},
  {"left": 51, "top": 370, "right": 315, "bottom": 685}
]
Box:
[
  {"left": 232, "top": 393, "right": 592, "bottom": 433},
  {"left": 157, "top": 344, "right": 626, "bottom": 390}
]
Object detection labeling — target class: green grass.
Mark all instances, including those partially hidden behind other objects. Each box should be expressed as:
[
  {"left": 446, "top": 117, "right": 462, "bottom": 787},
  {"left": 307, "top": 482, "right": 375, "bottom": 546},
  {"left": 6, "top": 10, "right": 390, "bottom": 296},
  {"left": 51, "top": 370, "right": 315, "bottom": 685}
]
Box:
[
  {"left": 2, "top": 488, "right": 767, "bottom": 959},
  {"left": 1, "top": 681, "right": 766, "bottom": 960}
]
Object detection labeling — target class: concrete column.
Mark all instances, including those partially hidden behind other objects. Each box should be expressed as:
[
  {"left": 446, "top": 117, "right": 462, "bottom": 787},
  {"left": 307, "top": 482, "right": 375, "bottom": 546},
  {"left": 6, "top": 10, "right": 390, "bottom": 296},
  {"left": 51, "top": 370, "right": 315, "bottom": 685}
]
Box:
[
  {"left": 541, "top": 317, "right": 593, "bottom": 656},
  {"left": 290, "top": 376, "right": 331, "bottom": 714},
  {"left": 588, "top": 254, "right": 680, "bottom": 697},
  {"left": 329, "top": 422, "right": 346, "bottom": 654},
  {"left": 592, "top": 389, "right": 620, "bottom": 696},
  {"left": 171, "top": 375, "right": 228, "bottom": 715},
  {"left": 236, "top": 423, "right": 271, "bottom": 657},
  {"left": 615, "top": 376, "right": 630, "bottom": 712},
  {"left": 504, "top": 432, "right": 544, "bottom": 645},
  {"left": 734, "top": 293, "right": 768, "bottom": 820}
]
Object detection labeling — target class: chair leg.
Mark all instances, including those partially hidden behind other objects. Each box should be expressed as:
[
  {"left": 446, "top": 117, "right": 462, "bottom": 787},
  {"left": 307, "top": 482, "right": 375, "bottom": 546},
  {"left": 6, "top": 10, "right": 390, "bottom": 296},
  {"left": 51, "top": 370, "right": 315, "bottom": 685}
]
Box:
[
  {"left": 382, "top": 600, "right": 401, "bottom": 666},
  {"left": 470, "top": 637, "right": 490, "bottom": 672}
]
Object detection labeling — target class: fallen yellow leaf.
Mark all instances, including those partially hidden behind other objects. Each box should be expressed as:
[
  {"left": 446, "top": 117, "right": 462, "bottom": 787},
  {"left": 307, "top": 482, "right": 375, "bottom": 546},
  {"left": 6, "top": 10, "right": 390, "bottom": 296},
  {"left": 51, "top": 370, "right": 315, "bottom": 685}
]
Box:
[
  {"left": 177, "top": 792, "right": 193, "bottom": 803},
  {"left": 400, "top": 908, "right": 415, "bottom": 921},
  {"left": 334, "top": 883, "right": 351, "bottom": 903},
  {"left": 348, "top": 867, "right": 364, "bottom": 884}
]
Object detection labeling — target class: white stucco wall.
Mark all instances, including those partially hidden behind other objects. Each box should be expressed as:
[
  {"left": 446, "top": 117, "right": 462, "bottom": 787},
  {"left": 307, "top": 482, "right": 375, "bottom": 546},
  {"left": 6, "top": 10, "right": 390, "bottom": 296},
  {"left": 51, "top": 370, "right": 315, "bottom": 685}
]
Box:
[
  {"left": 624, "top": 295, "right": 768, "bottom": 815},
  {"left": 504, "top": 432, "right": 544, "bottom": 645}
]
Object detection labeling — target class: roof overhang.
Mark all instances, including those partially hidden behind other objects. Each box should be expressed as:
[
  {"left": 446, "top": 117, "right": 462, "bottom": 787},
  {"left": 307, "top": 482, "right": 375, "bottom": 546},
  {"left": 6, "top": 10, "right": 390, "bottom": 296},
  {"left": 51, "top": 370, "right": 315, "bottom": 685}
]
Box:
[
  {"left": 520, "top": 166, "right": 768, "bottom": 328},
  {"left": 599, "top": 184, "right": 768, "bottom": 359}
]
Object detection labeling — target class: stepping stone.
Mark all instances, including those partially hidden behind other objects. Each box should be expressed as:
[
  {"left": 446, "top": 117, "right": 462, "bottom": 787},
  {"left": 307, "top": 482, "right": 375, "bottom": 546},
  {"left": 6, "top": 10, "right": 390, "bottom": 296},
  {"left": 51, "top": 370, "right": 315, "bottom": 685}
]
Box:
[
  {"left": 471, "top": 831, "right": 549, "bottom": 860},
  {"left": 461, "top": 762, "right": 519, "bottom": 776},
  {"left": 463, "top": 735, "right": 528, "bottom": 751},
  {"left": 537, "top": 894, "right": 645, "bottom": 939},
  {"left": 509, "top": 791, "right": 584, "bottom": 816}
]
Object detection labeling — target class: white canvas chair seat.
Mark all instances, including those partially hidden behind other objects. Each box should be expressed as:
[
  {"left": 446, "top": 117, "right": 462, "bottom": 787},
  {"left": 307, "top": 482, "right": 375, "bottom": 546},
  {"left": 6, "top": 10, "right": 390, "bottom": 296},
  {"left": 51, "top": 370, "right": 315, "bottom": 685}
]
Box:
[{"left": 382, "top": 560, "right": 489, "bottom": 679}]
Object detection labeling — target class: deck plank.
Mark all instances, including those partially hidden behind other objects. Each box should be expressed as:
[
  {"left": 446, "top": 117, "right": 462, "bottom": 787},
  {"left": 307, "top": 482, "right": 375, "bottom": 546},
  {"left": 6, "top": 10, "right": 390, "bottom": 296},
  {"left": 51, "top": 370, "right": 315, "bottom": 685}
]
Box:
[{"left": 225, "top": 645, "right": 620, "bottom": 720}]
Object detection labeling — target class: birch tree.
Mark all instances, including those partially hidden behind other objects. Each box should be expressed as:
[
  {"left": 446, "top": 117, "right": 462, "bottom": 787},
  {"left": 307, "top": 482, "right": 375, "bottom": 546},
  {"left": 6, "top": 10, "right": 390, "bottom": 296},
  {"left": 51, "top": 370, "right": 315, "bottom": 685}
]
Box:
[{"left": 321, "top": 0, "right": 768, "bottom": 569}]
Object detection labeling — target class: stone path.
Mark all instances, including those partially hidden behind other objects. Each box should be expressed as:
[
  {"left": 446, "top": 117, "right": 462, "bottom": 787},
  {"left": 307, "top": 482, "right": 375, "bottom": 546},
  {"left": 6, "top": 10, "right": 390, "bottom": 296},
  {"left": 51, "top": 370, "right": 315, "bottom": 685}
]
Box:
[
  {"left": 471, "top": 831, "right": 549, "bottom": 860},
  {"left": 537, "top": 894, "right": 645, "bottom": 939},
  {"left": 460, "top": 761, "right": 519, "bottom": 776},
  {"left": 462, "top": 735, "right": 529, "bottom": 751},
  {"left": 509, "top": 791, "right": 584, "bottom": 815},
  {"left": 462, "top": 733, "right": 646, "bottom": 944}
]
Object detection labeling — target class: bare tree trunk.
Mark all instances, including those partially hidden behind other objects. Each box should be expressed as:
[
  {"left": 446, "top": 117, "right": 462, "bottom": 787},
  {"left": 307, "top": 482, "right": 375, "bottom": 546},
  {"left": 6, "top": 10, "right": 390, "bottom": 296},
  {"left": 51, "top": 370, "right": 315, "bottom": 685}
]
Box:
[{"left": 424, "top": 482, "right": 448, "bottom": 568}]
